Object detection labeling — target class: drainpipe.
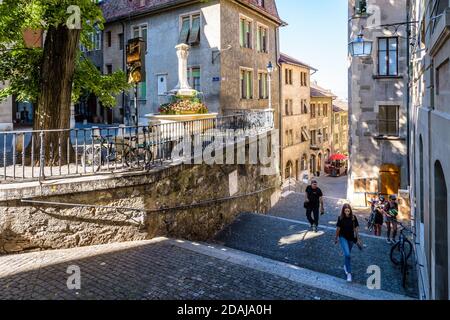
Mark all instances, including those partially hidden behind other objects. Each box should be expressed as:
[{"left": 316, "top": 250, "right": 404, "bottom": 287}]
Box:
[
  {"left": 406, "top": 0, "right": 411, "bottom": 189},
  {"left": 276, "top": 26, "right": 283, "bottom": 179},
  {"left": 121, "top": 20, "right": 126, "bottom": 125}
]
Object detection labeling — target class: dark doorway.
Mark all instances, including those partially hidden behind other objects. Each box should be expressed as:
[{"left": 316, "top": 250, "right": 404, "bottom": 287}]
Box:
[{"left": 434, "top": 160, "right": 448, "bottom": 300}]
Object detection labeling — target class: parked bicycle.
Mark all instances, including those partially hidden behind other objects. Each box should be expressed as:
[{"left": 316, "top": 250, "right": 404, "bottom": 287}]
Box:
[
  {"left": 82, "top": 130, "right": 154, "bottom": 172},
  {"left": 390, "top": 222, "right": 413, "bottom": 288},
  {"left": 366, "top": 211, "right": 376, "bottom": 233}
]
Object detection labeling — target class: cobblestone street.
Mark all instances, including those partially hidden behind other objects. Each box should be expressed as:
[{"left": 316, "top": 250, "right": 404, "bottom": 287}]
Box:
[{"left": 0, "top": 238, "right": 356, "bottom": 300}]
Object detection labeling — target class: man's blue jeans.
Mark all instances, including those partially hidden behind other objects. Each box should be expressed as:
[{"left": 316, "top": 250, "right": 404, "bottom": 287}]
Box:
[{"left": 339, "top": 237, "right": 354, "bottom": 274}]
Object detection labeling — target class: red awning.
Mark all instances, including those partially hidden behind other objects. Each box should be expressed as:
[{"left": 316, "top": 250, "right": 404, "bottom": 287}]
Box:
[{"left": 329, "top": 154, "right": 348, "bottom": 161}]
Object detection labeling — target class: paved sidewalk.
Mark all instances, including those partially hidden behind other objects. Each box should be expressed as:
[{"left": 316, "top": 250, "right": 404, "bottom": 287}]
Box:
[
  {"left": 214, "top": 213, "right": 419, "bottom": 298},
  {"left": 0, "top": 238, "right": 351, "bottom": 300}
]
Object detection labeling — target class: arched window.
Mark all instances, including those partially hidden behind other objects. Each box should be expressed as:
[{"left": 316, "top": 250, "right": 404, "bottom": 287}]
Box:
[{"left": 434, "top": 161, "right": 448, "bottom": 300}]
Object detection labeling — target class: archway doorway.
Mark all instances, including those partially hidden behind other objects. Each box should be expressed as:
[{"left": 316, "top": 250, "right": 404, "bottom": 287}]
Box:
[
  {"left": 285, "top": 161, "right": 293, "bottom": 180},
  {"left": 310, "top": 155, "right": 316, "bottom": 174},
  {"left": 434, "top": 161, "right": 448, "bottom": 300},
  {"left": 380, "top": 164, "right": 400, "bottom": 196},
  {"left": 301, "top": 154, "right": 308, "bottom": 171},
  {"left": 318, "top": 153, "right": 322, "bottom": 172}
]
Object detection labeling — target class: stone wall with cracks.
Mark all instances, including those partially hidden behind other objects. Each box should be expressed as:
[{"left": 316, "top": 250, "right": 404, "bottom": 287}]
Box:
[{"left": 0, "top": 160, "right": 281, "bottom": 254}]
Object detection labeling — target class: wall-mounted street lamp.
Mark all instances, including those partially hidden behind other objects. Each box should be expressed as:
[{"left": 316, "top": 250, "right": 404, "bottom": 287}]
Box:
[{"left": 348, "top": 29, "right": 373, "bottom": 58}]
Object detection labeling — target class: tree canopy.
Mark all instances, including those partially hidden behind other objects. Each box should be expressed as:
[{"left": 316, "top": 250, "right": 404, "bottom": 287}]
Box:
[{"left": 0, "top": 0, "right": 129, "bottom": 107}]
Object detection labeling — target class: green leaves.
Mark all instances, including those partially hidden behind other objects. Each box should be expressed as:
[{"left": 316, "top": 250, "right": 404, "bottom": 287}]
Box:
[
  {"left": 73, "top": 56, "right": 130, "bottom": 108},
  {"left": 0, "top": 0, "right": 128, "bottom": 108}
]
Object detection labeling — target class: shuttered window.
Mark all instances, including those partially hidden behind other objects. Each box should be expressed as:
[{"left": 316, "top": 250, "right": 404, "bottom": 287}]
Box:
[
  {"left": 240, "top": 69, "right": 253, "bottom": 99},
  {"left": 179, "top": 16, "right": 190, "bottom": 44},
  {"left": 257, "top": 25, "right": 268, "bottom": 53},
  {"left": 378, "top": 105, "right": 399, "bottom": 136},
  {"left": 188, "top": 15, "right": 201, "bottom": 45},
  {"left": 179, "top": 14, "right": 201, "bottom": 46},
  {"left": 240, "top": 18, "right": 252, "bottom": 48},
  {"left": 188, "top": 67, "right": 201, "bottom": 92}
]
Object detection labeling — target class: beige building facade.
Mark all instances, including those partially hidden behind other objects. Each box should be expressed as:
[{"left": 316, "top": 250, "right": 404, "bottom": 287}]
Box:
[
  {"left": 310, "top": 84, "right": 335, "bottom": 175},
  {"left": 410, "top": 0, "right": 450, "bottom": 300},
  {"left": 332, "top": 100, "right": 349, "bottom": 155},
  {"left": 279, "top": 54, "right": 316, "bottom": 181},
  {"left": 348, "top": 0, "right": 409, "bottom": 206}
]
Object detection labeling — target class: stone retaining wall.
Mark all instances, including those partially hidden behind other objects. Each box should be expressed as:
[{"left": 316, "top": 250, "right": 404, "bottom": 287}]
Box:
[{"left": 0, "top": 162, "right": 280, "bottom": 254}]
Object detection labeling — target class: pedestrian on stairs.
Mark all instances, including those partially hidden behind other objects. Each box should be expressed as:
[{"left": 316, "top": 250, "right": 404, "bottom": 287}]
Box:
[
  {"left": 335, "top": 203, "right": 360, "bottom": 282},
  {"left": 304, "top": 180, "right": 324, "bottom": 232}
]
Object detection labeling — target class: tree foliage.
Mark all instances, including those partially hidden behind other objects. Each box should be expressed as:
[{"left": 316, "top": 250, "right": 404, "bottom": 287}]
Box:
[{"left": 0, "top": 0, "right": 130, "bottom": 107}]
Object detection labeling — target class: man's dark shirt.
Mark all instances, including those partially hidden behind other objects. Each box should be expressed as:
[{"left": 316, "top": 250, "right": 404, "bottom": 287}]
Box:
[{"left": 305, "top": 186, "right": 323, "bottom": 208}]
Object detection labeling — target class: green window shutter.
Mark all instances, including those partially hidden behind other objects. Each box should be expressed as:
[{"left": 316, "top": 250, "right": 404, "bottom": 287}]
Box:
[
  {"left": 140, "top": 81, "right": 147, "bottom": 99},
  {"left": 179, "top": 17, "right": 190, "bottom": 44},
  {"left": 188, "top": 15, "right": 201, "bottom": 45},
  {"left": 264, "top": 74, "right": 268, "bottom": 98},
  {"left": 240, "top": 19, "right": 245, "bottom": 47},
  {"left": 246, "top": 71, "right": 252, "bottom": 99},
  {"left": 257, "top": 27, "right": 261, "bottom": 51},
  {"left": 245, "top": 22, "right": 251, "bottom": 48}
]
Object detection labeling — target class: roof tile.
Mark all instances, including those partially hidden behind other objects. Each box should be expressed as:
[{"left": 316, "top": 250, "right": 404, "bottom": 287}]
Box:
[{"left": 100, "top": 0, "right": 281, "bottom": 23}]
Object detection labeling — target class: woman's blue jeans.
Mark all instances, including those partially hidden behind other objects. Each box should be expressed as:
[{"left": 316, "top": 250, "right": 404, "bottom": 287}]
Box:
[{"left": 339, "top": 237, "right": 354, "bottom": 274}]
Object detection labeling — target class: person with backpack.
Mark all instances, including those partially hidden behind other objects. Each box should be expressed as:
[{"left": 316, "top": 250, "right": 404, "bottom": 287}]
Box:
[
  {"left": 335, "top": 203, "right": 360, "bottom": 282},
  {"left": 304, "top": 180, "right": 324, "bottom": 232},
  {"left": 371, "top": 195, "right": 386, "bottom": 237},
  {"left": 383, "top": 195, "right": 399, "bottom": 244}
]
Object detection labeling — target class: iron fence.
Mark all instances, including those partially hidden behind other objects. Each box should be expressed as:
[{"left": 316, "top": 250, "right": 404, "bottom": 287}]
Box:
[{"left": 0, "top": 110, "right": 274, "bottom": 183}]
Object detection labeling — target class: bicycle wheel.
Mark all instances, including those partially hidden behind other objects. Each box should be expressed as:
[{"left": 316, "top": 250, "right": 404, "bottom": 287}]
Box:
[
  {"left": 390, "top": 242, "right": 402, "bottom": 265},
  {"left": 82, "top": 145, "right": 102, "bottom": 172},
  {"left": 403, "top": 238, "right": 413, "bottom": 261},
  {"left": 125, "top": 147, "right": 152, "bottom": 169}
]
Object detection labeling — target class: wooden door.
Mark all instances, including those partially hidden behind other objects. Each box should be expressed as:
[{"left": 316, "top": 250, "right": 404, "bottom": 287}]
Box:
[{"left": 380, "top": 164, "right": 400, "bottom": 196}]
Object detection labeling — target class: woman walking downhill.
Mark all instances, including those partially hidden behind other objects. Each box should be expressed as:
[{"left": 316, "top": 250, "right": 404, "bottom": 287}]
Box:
[{"left": 335, "top": 204, "right": 360, "bottom": 282}]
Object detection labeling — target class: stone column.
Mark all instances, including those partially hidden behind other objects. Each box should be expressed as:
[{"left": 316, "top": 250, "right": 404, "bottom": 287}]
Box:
[{"left": 171, "top": 43, "right": 196, "bottom": 96}]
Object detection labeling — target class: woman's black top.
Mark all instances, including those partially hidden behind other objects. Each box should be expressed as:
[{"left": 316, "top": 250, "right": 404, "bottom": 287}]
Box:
[{"left": 337, "top": 215, "right": 359, "bottom": 242}]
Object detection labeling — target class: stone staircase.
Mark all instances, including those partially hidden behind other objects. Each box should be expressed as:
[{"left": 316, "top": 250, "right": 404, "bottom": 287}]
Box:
[{"left": 213, "top": 212, "right": 419, "bottom": 299}]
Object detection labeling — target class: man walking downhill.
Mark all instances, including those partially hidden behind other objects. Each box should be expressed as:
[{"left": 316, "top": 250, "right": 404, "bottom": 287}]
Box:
[{"left": 305, "top": 180, "right": 324, "bottom": 232}]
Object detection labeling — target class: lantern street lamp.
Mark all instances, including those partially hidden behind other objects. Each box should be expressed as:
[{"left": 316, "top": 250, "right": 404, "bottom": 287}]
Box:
[
  {"left": 349, "top": 29, "right": 373, "bottom": 58},
  {"left": 267, "top": 61, "right": 273, "bottom": 110}
]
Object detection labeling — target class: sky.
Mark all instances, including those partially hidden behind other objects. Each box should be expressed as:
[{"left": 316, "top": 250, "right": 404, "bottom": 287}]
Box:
[{"left": 277, "top": 0, "right": 348, "bottom": 99}]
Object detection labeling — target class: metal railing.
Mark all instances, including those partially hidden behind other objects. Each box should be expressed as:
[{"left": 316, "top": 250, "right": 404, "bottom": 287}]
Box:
[{"left": 0, "top": 110, "right": 274, "bottom": 183}]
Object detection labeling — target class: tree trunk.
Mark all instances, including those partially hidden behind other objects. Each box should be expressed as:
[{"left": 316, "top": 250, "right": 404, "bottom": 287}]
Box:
[{"left": 31, "top": 25, "right": 80, "bottom": 165}]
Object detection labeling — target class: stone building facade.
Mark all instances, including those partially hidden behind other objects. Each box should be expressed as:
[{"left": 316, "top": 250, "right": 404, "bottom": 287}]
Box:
[
  {"left": 348, "top": 0, "right": 409, "bottom": 206},
  {"left": 99, "top": 0, "right": 282, "bottom": 125},
  {"left": 410, "top": 0, "right": 450, "bottom": 300},
  {"left": 310, "top": 84, "right": 335, "bottom": 175},
  {"left": 279, "top": 54, "right": 316, "bottom": 181},
  {"left": 332, "top": 99, "right": 349, "bottom": 155}
]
